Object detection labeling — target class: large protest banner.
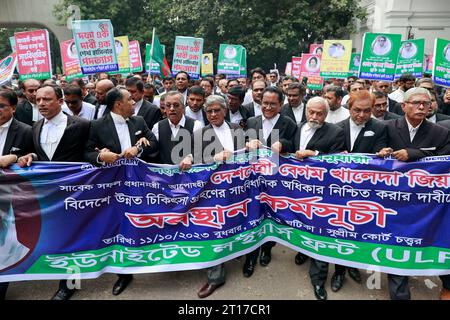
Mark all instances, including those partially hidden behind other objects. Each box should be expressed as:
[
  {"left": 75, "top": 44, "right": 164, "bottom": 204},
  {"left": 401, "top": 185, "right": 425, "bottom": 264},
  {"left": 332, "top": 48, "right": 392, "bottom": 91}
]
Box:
[
  {"left": 171, "top": 36, "right": 203, "bottom": 80},
  {"left": 348, "top": 53, "right": 361, "bottom": 77},
  {"left": 72, "top": 19, "right": 119, "bottom": 75},
  {"left": 60, "top": 39, "right": 83, "bottom": 81},
  {"left": 109, "top": 36, "right": 130, "bottom": 75},
  {"left": 1, "top": 151, "right": 449, "bottom": 282},
  {"left": 0, "top": 53, "right": 18, "bottom": 86},
  {"left": 201, "top": 53, "right": 214, "bottom": 76},
  {"left": 300, "top": 53, "right": 323, "bottom": 90},
  {"left": 359, "top": 33, "right": 402, "bottom": 81},
  {"left": 394, "top": 39, "right": 425, "bottom": 79},
  {"left": 14, "top": 29, "right": 52, "bottom": 80},
  {"left": 129, "top": 41, "right": 143, "bottom": 73},
  {"left": 291, "top": 56, "right": 302, "bottom": 80},
  {"left": 320, "top": 40, "right": 352, "bottom": 79},
  {"left": 432, "top": 38, "right": 450, "bottom": 87}
]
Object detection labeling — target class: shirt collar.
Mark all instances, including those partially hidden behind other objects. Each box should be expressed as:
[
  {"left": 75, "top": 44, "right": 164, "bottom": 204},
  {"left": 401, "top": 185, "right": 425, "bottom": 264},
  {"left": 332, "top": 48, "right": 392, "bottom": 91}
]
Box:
[
  {"left": 135, "top": 99, "right": 143, "bottom": 109},
  {"left": 169, "top": 115, "right": 186, "bottom": 128},
  {"left": 212, "top": 121, "right": 228, "bottom": 130},
  {"left": 405, "top": 117, "right": 423, "bottom": 132},
  {"left": 0, "top": 118, "right": 13, "bottom": 129},
  {"left": 262, "top": 114, "right": 280, "bottom": 125},
  {"left": 45, "top": 111, "right": 66, "bottom": 125},
  {"left": 292, "top": 102, "right": 304, "bottom": 109},
  {"left": 110, "top": 111, "right": 128, "bottom": 124},
  {"left": 349, "top": 118, "right": 365, "bottom": 129},
  {"left": 428, "top": 114, "right": 437, "bottom": 123}
]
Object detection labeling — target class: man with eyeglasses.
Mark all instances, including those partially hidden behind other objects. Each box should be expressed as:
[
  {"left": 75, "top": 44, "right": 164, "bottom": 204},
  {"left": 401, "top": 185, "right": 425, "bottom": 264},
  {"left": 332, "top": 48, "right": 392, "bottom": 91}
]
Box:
[
  {"left": 151, "top": 91, "right": 202, "bottom": 166},
  {"left": 371, "top": 91, "right": 401, "bottom": 121},
  {"left": 377, "top": 87, "right": 450, "bottom": 300},
  {"left": 62, "top": 85, "right": 96, "bottom": 120}
]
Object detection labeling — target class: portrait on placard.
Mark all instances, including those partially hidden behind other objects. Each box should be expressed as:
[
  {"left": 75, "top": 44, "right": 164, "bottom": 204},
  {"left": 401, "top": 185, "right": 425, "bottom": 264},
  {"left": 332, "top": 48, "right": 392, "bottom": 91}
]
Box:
[
  {"left": 444, "top": 44, "right": 450, "bottom": 62},
  {"left": 328, "top": 42, "right": 345, "bottom": 59},
  {"left": 306, "top": 56, "right": 320, "bottom": 73},
  {"left": 371, "top": 35, "right": 392, "bottom": 56},
  {"left": 399, "top": 42, "right": 417, "bottom": 59},
  {"left": 115, "top": 39, "right": 124, "bottom": 56},
  {"left": 353, "top": 54, "right": 361, "bottom": 67},
  {"left": 315, "top": 47, "right": 323, "bottom": 55},
  {"left": 67, "top": 40, "right": 78, "bottom": 60},
  {"left": 224, "top": 45, "right": 237, "bottom": 59}
]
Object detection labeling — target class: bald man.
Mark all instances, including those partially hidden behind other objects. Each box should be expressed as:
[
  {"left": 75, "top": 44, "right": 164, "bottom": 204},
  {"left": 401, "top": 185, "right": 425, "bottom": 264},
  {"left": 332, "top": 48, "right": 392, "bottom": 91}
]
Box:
[
  {"left": 14, "top": 79, "right": 42, "bottom": 126},
  {"left": 94, "top": 79, "right": 115, "bottom": 119}
]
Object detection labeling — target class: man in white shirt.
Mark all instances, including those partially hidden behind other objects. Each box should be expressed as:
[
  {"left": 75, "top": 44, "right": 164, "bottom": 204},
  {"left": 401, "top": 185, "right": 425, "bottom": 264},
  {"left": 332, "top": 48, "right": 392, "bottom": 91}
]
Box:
[
  {"left": 14, "top": 79, "right": 43, "bottom": 126},
  {"left": 324, "top": 85, "right": 349, "bottom": 124},
  {"left": 94, "top": 79, "right": 115, "bottom": 119},
  {"left": 243, "top": 80, "right": 266, "bottom": 118},
  {"left": 185, "top": 86, "right": 208, "bottom": 126},
  {"left": 388, "top": 74, "right": 416, "bottom": 103},
  {"left": 62, "top": 85, "right": 96, "bottom": 120},
  {"left": 17, "top": 85, "right": 90, "bottom": 300},
  {"left": 175, "top": 71, "right": 190, "bottom": 104},
  {"left": 281, "top": 83, "right": 306, "bottom": 124}
]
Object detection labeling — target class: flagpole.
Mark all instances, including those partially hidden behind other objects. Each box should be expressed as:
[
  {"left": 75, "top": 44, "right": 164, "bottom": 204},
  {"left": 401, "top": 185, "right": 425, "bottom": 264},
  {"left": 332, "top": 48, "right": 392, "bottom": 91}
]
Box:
[{"left": 148, "top": 27, "right": 155, "bottom": 83}]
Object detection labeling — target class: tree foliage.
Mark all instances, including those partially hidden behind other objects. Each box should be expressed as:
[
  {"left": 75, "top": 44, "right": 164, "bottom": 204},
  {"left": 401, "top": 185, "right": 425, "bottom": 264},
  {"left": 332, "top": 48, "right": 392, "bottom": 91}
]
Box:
[{"left": 54, "top": 0, "right": 366, "bottom": 73}]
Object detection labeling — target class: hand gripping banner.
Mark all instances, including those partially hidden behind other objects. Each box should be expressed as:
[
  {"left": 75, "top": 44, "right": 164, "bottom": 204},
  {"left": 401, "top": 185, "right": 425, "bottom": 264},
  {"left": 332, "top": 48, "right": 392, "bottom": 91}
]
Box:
[{"left": 0, "top": 150, "right": 449, "bottom": 283}]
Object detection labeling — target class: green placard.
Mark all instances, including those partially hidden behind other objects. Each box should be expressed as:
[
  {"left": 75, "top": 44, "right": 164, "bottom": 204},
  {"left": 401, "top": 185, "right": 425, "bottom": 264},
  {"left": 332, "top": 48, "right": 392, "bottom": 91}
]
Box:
[
  {"left": 394, "top": 39, "right": 425, "bottom": 79},
  {"left": 432, "top": 38, "right": 450, "bottom": 87}
]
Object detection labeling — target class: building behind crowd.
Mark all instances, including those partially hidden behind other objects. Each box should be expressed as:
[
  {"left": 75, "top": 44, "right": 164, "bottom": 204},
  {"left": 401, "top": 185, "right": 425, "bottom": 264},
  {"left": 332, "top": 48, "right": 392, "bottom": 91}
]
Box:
[{"left": 351, "top": 0, "right": 450, "bottom": 55}]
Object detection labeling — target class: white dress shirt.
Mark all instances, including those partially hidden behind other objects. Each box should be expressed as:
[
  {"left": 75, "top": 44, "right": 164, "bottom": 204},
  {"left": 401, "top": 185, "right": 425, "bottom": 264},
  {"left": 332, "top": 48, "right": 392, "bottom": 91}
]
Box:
[
  {"left": 349, "top": 118, "right": 365, "bottom": 151},
  {"left": 229, "top": 109, "right": 243, "bottom": 125},
  {"left": 427, "top": 114, "right": 437, "bottom": 124},
  {"left": 262, "top": 114, "right": 280, "bottom": 141},
  {"left": 0, "top": 118, "right": 13, "bottom": 154},
  {"left": 134, "top": 99, "right": 144, "bottom": 116},
  {"left": 292, "top": 103, "right": 305, "bottom": 124},
  {"left": 110, "top": 112, "right": 132, "bottom": 153},
  {"left": 185, "top": 107, "right": 206, "bottom": 126},
  {"left": 40, "top": 111, "right": 68, "bottom": 160},
  {"left": 212, "top": 122, "right": 234, "bottom": 152},
  {"left": 31, "top": 103, "right": 43, "bottom": 122},
  {"left": 325, "top": 107, "right": 350, "bottom": 124},
  {"left": 253, "top": 102, "right": 263, "bottom": 117},
  {"left": 243, "top": 90, "right": 253, "bottom": 105},
  {"left": 299, "top": 123, "right": 317, "bottom": 151},
  {"left": 97, "top": 105, "right": 107, "bottom": 119},
  {"left": 151, "top": 115, "right": 202, "bottom": 141},
  {"left": 406, "top": 118, "right": 422, "bottom": 142},
  {"left": 62, "top": 101, "right": 96, "bottom": 120},
  {"left": 388, "top": 88, "right": 405, "bottom": 103}
]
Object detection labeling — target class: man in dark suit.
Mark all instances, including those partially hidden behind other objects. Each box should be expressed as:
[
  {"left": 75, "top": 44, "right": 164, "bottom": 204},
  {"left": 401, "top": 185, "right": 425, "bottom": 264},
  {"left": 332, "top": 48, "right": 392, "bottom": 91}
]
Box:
[
  {"left": 377, "top": 87, "right": 450, "bottom": 300},
  {"left": 0, "top": 89, "right": 35, "bottom": 301},
  {"left": 194, "top": 94, "right": 246, "bottom": 298},
  {"left": 371, "top": 91, "right": 402, "bottom": 121},
  {"left": 243, "top": 86, "right": 297, "bottom": 277},
  {"left": 125, "top": 77, "right": 162, "bottom": 129},
  {"left": 281, "top": 83, "right": 307, "bottom": 124},
  {"left": 70, "top": 78, "right": 98, "bottom": 106},
  {"left": 427, "top": 90, "right": 450, "bottom": 124},
  {"left": 242, "top": 80, "right": 266, "bottom": 118},
  {"left": 14, "top": 79, "right": 41, "bottom": 126},
  {"left": 84, "top": 87, "right": 158, "bottom": 296},
  {"left": 17, "top": 84, "right": 90, "bottom": 300},
  {"left": 225, "top": 86, "right": 252, "bottom": 128},
  {"left": 94, "top": 79, "right": 115, "bottom": 119},
  {"left": 151, "top": 91, "right": 202, "bottom": 166}
]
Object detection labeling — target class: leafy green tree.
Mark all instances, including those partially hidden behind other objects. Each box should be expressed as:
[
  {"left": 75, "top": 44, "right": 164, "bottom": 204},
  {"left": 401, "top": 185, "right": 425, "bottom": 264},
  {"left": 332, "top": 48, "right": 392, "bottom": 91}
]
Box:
[{"left": 54, "top": 0, "right": 365, "bottom": 73}]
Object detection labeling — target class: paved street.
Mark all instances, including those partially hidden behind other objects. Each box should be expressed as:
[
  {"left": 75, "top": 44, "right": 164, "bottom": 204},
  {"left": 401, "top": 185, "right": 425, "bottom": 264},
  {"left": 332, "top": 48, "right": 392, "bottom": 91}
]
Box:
[{"left": 4, "top": 245, "right": 442, "bottom": 300}]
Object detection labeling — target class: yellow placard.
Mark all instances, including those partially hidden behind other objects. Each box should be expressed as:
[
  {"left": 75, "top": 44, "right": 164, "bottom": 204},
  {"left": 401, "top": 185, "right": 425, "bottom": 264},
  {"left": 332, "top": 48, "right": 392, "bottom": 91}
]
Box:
[
  {"left": 320, "top": 40, "right": 353, "bottom": 76},
  {"left": 114, "top": 36, "right": 130, "bottom": 72},
  {"left": 201, "top": 53, "right": 214, "bottom": 76}
]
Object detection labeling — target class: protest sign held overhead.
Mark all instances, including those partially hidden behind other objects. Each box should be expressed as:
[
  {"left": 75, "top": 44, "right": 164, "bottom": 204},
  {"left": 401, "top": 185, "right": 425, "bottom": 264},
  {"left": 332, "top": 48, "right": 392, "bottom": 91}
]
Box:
[
  {"left": 348, "top": 53, "right": 361, "bottom": 77},
  {"left": 129, "top": 40, "right": 143, "bottom": 73},
  {"left": 291, "top": 56, "right": 302, "bottom": 80},
  {"left": 60, "top": 39, "right": 83, "bottom": 81},
  {"left": 395, "top": 39, "right": 425, "bottom": 79},
  {"left": 300, "top": 53, "right": 323, "bottom": 90},
  {"left": 309, "top": 44, "right": 323, "bottom": 55},
  {"left": 14, "top": 29, "right": 52, "bottom": 80},
  {"left": 0, "top": 52, "right": 18, "bottom": 85},
  {"left": 172, "top": 36, "right": 203, "bottom": 79},
  {"left": 432, "top": 38, "right": 450, "bottom": 87},
  {"left": 320, "top": 40, "right": 352, "bottom": 79},
  {"left": 359, "top": 33, "right": 402, "bottom": 81},
  {"left": 201, "top": 53, "right": 214, "bottom": 76},
  {"left": 72, "top": 19, "right": 119, "bottom": 75},
  {"left": 110, "top": 36, "right": 130, "bottom": 75},
  {"left": 217, "top": 44, "right": 246, "bottom": 78}
]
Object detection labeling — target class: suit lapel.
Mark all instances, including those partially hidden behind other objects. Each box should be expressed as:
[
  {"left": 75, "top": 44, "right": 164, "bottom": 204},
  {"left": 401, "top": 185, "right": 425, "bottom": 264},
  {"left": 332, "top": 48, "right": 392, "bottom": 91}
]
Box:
[
  {"left": 411, "top": 120, "right": 429, "bottom": 146},
  {"left": 34, "top": 119, "right": 49, "bottom": 161},
  {"left": 2, "top": 120, "right": 18, "bottom": 155},
  {"left": 306, "top": 124, "right": 326, "bottom": 150},
  {"left": 342, "top": 119, "right": 351, "bottom": 151},
  {"left": 397, "top": 118, "right": 412, "bottom": 147},
  {"left": 106, "top": 114, "right": 122, "bottom": 152},
  {"left": 127, "top": 118, "right": 136, "bottom": 146},
  {"left": 352, "top": 120, "right": 370, "bottom": 152}
]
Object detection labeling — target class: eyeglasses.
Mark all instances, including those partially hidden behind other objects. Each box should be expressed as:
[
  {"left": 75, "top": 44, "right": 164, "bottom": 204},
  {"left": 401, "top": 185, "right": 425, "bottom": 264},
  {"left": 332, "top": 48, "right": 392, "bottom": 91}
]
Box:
[
  {"left": 165, "top": 103, "right": 183, "bottom": 109},
  {"left": 405, "top": 100, "right": 431, "bottom": 108}
]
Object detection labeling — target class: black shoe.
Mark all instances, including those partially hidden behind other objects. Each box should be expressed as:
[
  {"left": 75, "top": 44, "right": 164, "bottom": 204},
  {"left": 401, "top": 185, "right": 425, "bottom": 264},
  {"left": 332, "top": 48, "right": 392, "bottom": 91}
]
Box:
[
  {"left": 243, "top": 259, "right": 256, "bottom": 278},
  {"left": 51, "top": 288, "right": 76, "bottom": 300},
  {"left": 112, "top": 276, "right": 133, "bottom": 296},
  {"left": 294, "top": 252, "right": 309, "bottom": 265},
  {"left": 347, "top": 268, "right": 362, "bottom": 283},
  {"left": 259, "top": 249, "right": 272, "bottom": 267},
  {"left": 313, "top": 285, "right": 327, "bottom": 300},
  {"left": 331, "top": 273, "right": 345, "bottom": 292}
]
